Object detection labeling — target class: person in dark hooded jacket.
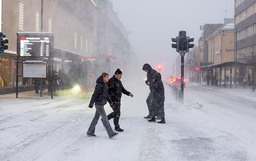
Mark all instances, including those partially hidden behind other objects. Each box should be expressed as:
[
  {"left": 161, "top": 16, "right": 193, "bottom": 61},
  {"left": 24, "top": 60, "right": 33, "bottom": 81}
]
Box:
[
  {"left": 148, "top": 72, "right": 165, "bottom": 123},
  {"left": 87, "top": 72, "right": 118, "bottom": 138},
  {"left": 142, "top": 63, "right": 157, "bottom": 119}
]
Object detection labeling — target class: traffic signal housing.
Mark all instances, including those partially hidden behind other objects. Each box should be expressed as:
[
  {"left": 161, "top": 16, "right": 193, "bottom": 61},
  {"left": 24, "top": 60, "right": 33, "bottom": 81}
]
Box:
[
  {"left": 186, "top": 37, "right": 194, "bottom": 52},
  {"left": 0, "top": 32, "right": 8, "bottom": 52},
  {"left": 171, "top": 37, "right": 179, "bottom": 52}
]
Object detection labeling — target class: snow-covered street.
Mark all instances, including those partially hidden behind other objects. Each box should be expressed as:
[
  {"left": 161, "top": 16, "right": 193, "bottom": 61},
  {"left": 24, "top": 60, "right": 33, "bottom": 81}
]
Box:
[{"left": 1, "top": 83, "right": 256, "bottom": 161}]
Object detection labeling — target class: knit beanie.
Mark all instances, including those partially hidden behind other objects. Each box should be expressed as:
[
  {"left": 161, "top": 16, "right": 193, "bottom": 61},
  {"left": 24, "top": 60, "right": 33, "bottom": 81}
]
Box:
[{"left": 115, "top": 68, "right": 122, "bottom": 74}]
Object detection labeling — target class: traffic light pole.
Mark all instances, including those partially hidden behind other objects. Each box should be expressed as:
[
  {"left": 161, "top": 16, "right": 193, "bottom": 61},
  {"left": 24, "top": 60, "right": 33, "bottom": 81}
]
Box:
[
  {"left": 180, "top": 52, "right": 185, "bottom": 102},
  {"left": 171, "top": 31, "right": 194, "bottom": 104}
]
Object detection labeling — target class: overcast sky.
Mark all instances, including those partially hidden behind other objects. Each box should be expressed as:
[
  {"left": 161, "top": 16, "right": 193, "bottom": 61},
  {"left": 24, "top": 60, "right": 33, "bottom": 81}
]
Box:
[{"left": 110, "top": 0, "right": 234, "bottom": 74}]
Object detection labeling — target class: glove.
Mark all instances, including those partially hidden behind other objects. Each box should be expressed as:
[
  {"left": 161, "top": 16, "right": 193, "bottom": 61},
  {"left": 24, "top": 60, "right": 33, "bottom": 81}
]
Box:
[
  {"left": 111, "top": 101, "right": 116, "bottom": 107},
  {"left": 88, "top": 103, "right": 93, "bottom": 108}
]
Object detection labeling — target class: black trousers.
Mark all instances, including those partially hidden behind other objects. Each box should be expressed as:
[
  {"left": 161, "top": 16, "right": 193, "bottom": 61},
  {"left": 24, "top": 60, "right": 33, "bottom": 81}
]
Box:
[
  {"left": 146, "top": 92, "right": 154, "bottom": 117},
  {"left": 107, "top": 102, "right": 121, "bottom": 128}
]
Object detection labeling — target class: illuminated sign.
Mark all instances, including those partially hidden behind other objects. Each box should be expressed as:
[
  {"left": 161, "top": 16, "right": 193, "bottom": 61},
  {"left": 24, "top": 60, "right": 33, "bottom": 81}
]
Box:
[{"left": 17, "top": 32, "right": 54, "bottom": 57}]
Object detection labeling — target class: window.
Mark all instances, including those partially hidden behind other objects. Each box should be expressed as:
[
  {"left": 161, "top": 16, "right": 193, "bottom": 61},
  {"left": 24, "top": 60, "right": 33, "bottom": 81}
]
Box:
[
  {"left": 48, "top": 18, "right": 52, "bottom": 32},
  {"left": 35, "top": 11, "right": 40, "bottom": 32},
  {"left": 80, "top": 36, "right": 83, "bottom": 51},
  {"left": 74, "top": 32, "right": 77, "bottom": 49},
  {"left": 19, "top": 2, "right": 24, "bottom": 31},
  {"left": 86, "top": 39, "right": 88, "bottom": 53},
  {"left": 247, "top": 6, "right": 254, "bottom": 18},
  {"left": 90, "top": 41, "right": 93, "bottom": 54},
  {"left": 0, "top": 57, "right": 12, "bottom": 87}
]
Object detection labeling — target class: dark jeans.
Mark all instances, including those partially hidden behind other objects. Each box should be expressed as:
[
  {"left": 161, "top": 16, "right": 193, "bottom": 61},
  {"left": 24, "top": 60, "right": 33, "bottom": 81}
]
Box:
[
  {"left": 87, "top": 104, "right": 116, "bottom": 137},
  {"left": 107, "top": 102, "right": 121, "bottom": 128}
]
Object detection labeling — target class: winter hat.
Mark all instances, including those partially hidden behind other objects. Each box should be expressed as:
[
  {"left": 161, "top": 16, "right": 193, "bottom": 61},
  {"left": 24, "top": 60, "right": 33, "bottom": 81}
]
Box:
[{"left": 115, "top": 68, "right": 123, "bottom": 74}]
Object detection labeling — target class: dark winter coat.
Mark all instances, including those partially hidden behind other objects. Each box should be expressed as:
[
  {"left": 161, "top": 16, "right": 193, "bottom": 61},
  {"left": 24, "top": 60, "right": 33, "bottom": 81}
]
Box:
[
  {"left": 151, "top": 72, "right": 165, "bottom": 107},
  {"left": 89, "top": 76, "right": 112, "bottom": 108},
  {"left": 108, "top": 76, "right": 130, "bottom": 102},
  {"left": 142, "top": 64, "right": 157, "bottom": 91}
]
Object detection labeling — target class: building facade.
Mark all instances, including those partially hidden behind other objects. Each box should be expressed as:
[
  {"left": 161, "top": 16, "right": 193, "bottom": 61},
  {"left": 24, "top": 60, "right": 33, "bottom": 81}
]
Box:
[
  {"left": 235, "top": 0, "right": 256, "bottom": 87},
  {"left": 0, "top": 0, "right": 131, "bottom": 94}
]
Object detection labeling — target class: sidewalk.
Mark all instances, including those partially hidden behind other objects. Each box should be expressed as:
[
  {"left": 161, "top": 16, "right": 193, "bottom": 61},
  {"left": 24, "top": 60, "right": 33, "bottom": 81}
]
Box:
[
  {"left": 0, "top": 90, "right": 52, "bottom": 99},
  {"left": 191, "top": 82, "right": 256, "bottom": 96}
]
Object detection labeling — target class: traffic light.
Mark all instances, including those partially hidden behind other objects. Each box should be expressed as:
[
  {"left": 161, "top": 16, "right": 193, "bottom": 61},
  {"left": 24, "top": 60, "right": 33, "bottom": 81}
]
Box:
[
  {"left": 195, "top": 67, "right": 199, "bottom": 71},
  {"left": 178, "top": 31, "right": 187, "bottom": 52},
  {"left": 172, "top": 31, "right": 194, "bottom": 53},
  {"left": 0, "top": 32, "right": 8, "bottom": 52},
  {"left": 157, "top": 65, "right": 162, "bottom": 71},
  {"left": 186, "top": 37, "right": 194, "bottom": 52},
  {"left": 172, "top": 31, "right": 189, "bottom": 52},
  {"left": 171, "top": 37, "right": 179, "bottom": 52}
]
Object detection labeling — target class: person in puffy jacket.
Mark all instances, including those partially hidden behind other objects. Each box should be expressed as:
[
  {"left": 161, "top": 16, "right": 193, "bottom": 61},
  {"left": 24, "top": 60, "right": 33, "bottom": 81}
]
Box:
[
  {"left": 87, "top": 72, "right": 118, "bottom": 138},
  {"left": 148, "top": 72, "right": 165, "bottom": 124},
  {"left": 142, "top": 63, "right": 157, "bottom": 119},
  {"left": 107, "top": 68, "right": 133, "bottom": 132}
]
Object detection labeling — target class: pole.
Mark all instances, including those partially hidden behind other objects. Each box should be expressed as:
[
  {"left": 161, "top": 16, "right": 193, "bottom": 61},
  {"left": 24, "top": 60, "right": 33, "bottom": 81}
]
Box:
[
  {"left": 41, "top": 0, "right": 44, "bottom": 32},
  {"left": 180, "top": 52, "right": 185, "bottom": 103},
  {"left": 40, "top": 78, "right": 42, "bottom": 97},
  {"left": 16, "top": 34, "right": 20, "bottom": 98},
  {"left": 16, "top": 54, "right": 19, "bottom": 98},
  {"left": 51, "top": 57, "right": 53, "bottom": 99},
  {"left": 235, "top": 27, "right": 238, "bottom": 88}
]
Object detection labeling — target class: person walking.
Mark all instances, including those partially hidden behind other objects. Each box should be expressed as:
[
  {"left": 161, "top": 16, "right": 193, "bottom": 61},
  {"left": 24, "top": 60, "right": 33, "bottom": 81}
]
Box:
[
  {"left": 107, "top": 68, "right": 133, "bottom": 132},
  {"left": 142, "top": 63, "right": 157, "bottom": 119},
  {"left": 87, "top": 72, "right": 118, "bottom": 138},
  {"left": 148, "top": 72, "right": 165, "bottom": 124}
]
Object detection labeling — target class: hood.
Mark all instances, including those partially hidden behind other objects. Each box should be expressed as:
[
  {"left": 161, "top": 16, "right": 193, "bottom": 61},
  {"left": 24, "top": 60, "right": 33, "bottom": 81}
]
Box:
[
  {"left": 142, "top": 63, "right": 152, "bottom": 71},
  {"left": 96, "top": 76, "right": 104, "bottom": 84},
  {"left": 152, "top": 72, "right": 162, "bottom": 81}
]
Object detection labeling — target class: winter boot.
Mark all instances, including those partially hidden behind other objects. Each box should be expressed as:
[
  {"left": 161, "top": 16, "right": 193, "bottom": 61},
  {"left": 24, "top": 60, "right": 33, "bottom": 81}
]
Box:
[
  {"left": 87, "top": 133, "right": 96, "bottom": 137},
  {"left": 144, "top": 115, "right": 151, "bottom": 119},
  {"left": 158, "top": 117, "right": 166, "bottom": 124},
  {"left": 115, "top": 126, "right": 124, "bottom": 132},
  {"left": 148, "top": 116, "right": 156, "bottom": 122},
  {"left": 109, "top": 132, "right": 118, "bottom": 138}
]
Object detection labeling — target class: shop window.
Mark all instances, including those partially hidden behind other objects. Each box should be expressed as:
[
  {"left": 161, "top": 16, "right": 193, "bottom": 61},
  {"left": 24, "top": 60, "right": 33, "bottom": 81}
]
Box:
[{"left": 0, "top": 57, "right": 12, "bottom": 87}]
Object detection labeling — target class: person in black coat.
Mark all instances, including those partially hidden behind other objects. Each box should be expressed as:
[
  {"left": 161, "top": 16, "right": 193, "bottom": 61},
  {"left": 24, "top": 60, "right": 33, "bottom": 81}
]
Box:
[
  {"left": 107, "top": 68, "right": 133, "bottom": 132},
  {"left": 87, "top": 72, "right": 118, "bottom": 138},
  {"left": 142, "top": 63, "right": 157, "bottom": 119},
  {"left": 148, "top": 72, "right": 165, "bottom": 124}
]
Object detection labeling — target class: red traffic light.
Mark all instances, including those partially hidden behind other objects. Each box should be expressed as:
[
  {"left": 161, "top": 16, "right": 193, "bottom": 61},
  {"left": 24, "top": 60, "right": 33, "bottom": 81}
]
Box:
[
  {"left": 157, "top": 65, "right": 162, "bottom": 71},
  {"left": 195, "top": 67, "right": 199, "bottom": 71},
  {"left": 90, "top": 73, "right": 94, "bottom": 76}
]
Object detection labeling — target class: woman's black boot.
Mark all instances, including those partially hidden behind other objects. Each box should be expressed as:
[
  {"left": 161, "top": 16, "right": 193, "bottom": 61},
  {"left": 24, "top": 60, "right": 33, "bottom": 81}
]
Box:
[{"left": 148, "top": 116, "right": 156, "bottom": 122}]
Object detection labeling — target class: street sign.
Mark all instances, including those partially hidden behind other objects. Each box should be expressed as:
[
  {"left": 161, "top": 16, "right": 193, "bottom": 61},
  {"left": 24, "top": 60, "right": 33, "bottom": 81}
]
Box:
[{"left": 17, "top": 32, "right": 54, "bottom": 57}]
